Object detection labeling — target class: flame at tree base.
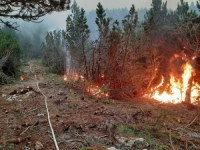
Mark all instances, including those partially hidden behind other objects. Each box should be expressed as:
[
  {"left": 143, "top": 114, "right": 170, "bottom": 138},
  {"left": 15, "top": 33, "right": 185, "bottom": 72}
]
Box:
[{"left": 146, "top": 54, "right": 200, "bottom": 104}]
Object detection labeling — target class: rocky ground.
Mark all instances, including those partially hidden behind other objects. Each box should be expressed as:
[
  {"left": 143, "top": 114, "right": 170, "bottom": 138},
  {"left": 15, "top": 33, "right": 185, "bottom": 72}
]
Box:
[{"left": 0, "top": 61, "right": 200, "bottom": 150}]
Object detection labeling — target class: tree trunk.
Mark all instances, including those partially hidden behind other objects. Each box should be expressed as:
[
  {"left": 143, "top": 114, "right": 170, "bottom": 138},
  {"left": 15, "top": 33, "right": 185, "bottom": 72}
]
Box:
[
  {"left": 184, "top": 75, "right": 193, "bottom": 103},
  {"left": 82, "top": 44, "right": 88, "bottom": 80}
]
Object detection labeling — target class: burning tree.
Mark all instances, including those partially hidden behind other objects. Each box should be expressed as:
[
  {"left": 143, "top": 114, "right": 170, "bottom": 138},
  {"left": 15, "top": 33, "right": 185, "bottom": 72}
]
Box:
[
  {"left": 41, "top": 0, "right": 200, "bottom": 104},
  {"left": 144, "top": 0, "right": 200, "bottom": 104}
]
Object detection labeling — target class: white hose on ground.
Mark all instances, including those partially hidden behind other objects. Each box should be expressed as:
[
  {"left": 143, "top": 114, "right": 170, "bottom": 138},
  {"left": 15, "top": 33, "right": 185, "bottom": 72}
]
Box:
[{"left": 30, "top": 63, "right": 60, "bottom": 150}]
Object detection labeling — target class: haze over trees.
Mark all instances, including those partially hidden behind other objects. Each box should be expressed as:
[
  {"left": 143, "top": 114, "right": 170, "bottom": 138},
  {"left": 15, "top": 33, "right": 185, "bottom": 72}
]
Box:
[{"left": 0, "top": 0, "right": 70, "bottom": 83}]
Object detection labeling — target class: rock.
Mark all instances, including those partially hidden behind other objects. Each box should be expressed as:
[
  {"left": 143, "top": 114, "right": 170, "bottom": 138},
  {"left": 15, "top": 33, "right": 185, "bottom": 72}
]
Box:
[
  {"left": 2, "top": 94, "right": 6, "bottom": 97},
  {"left": 116, "top": 136, "right": 145, "bottom": 147},
  {"left": 58, "top": 90, "right": 65, "bottom": 95},
  {"left": 6, "top": 95, "right": 18, "bottom": 101},
  {"left": 38, "top": 83, "right": 46, "bottom": 88},
  {"left": 37, "top": 114, "right": 44, "bottom": 117},
  {"left": 24, "top": 146, "right": 31, "bottom": 150},
  {"left": 35, "top": 141, "right": 43, "bottom": 150},
  {"left": 25, "top": 91, "right": 33, "bottom": 98},
  {"left": 107, "top": 147, "right": 119, "bottom": 150}
]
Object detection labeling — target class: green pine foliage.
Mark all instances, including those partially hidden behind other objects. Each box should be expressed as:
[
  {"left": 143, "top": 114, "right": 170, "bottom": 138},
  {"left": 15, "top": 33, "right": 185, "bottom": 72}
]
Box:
[
  {"left": 65, "top": 0, "right": 91, "bottom": 77},
  {"left": 0, "top": 28, "right": 21, "bottom": 83},
  {"left": 42, "top": 30, "right": 66, "bottom": 74}
]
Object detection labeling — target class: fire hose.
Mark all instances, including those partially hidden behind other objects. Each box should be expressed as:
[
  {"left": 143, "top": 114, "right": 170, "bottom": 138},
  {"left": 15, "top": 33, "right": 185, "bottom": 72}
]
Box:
[{"left": 29, "top": 63, "right": 60, "bottom": 150}]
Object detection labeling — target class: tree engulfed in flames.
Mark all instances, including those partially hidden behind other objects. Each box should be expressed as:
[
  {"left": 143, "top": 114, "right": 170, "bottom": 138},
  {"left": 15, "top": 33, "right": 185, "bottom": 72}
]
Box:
[{"left": 148, "top": 54, "right": 200, "bottom": 104}]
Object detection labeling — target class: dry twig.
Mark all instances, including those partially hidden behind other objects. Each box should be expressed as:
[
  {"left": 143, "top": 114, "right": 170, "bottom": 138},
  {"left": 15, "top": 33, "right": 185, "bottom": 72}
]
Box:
[{"left": 185, "top": 114, "right": 199, "bottom": 128}]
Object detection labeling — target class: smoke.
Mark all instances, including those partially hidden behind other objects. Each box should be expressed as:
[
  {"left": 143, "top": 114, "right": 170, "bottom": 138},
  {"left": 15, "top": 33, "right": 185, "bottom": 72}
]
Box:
[
  {"left": 75, "top": 0, "right": 195, "bottom": 11},
  {"left": 166, "top": 0, "right": 195, "bottom": 10}
]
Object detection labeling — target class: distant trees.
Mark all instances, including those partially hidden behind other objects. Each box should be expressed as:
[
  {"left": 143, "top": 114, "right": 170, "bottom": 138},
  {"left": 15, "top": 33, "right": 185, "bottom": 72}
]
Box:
[{"left": 41, "top": 30, "right": 66, "bottom": 74}]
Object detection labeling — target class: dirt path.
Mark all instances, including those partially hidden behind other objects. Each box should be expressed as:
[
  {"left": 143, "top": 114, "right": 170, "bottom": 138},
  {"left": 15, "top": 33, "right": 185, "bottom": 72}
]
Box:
[{"left": 0, "top": 60, "right": 200, "bottom": 150}]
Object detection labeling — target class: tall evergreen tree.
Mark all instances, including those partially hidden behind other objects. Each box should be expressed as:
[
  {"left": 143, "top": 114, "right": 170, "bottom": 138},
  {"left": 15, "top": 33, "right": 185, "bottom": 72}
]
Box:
[
  {"left": 95, "top": 2, "right": 111, "bottom": 82},
  {"left": 77, "top": 8, "right": 90, "bottom": 79}
]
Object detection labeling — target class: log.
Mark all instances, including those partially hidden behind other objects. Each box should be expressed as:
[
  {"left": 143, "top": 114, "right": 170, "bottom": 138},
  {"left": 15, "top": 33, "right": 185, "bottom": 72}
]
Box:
[
  {"left": 9, "top": 86, "right": 41, "bottom": 95},
  {"left": 0, "top": 136, "right": 30, "bottom": 144}
]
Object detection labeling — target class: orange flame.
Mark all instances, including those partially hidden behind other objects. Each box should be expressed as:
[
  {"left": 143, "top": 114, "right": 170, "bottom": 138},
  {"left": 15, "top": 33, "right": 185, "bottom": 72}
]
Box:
[
  {"left": 63, "top": 75, "right": 67, "bottom": 81},
  {"left": 86, "top": 85, "right": 109, "bottom": 98},
  {"left": 147, "top": 56, "right": 200, "bottom": 104}
]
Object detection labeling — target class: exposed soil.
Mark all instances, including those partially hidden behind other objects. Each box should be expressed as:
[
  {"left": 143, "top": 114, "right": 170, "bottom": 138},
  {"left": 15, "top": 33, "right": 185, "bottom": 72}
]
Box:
[{"left": 0, "top": 60, "right": 200, "bottom": 150}]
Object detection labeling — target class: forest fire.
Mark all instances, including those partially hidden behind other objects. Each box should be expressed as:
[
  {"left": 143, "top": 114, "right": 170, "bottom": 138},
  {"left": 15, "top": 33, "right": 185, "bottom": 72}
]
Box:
[{"left": 148, "top": 54, "right": 200, "bottom": 104}]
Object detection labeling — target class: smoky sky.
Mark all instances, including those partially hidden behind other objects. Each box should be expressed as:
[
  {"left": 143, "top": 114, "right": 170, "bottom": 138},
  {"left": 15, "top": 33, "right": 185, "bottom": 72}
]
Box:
[
  {"left": 13, "top": 0, "right": 196, "bottom": 32},
  {"left": 76, "top": 0, "right": 195, "bottom": 10},
  {"left": 43, "top": 0, "right": 195, "bottom": 30}
]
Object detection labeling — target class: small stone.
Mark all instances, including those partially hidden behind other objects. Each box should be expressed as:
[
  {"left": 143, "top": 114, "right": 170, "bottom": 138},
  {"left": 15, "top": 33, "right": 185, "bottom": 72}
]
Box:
[
  {"left": 37, "top": 114, "right": 44, "bottom": 117},
  {"left": 35, "top": 141, "right": 43, "bottom": 150},
  {"left": 58, "top": 90, "right": 64, "bottom": 95},
  {"left": 17, "top": 125, "right": 22, "bottom": 130},
  {"left": 2, "top": 94, "right": 6, "bottom": 97},
  {"left": 107, "top": 147, "right": 119, "bottom": 150}
]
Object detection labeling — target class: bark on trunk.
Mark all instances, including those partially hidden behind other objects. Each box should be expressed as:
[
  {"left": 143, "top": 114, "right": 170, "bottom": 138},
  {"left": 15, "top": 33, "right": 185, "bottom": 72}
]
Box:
[{"left": 184, "top": 75, "right": 193, "bottom": 103}]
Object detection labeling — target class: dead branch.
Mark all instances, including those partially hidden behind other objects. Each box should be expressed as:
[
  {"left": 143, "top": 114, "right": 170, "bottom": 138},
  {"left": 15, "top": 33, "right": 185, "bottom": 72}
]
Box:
[
  {"left": 185, "top": 114, "right": 199, "bottom": 128},
  {"left": 20, "top": 126, "right": 31, "bottom": 135},
  {"left": 0, "top": 136, "right": 30, "bottom": 144}
]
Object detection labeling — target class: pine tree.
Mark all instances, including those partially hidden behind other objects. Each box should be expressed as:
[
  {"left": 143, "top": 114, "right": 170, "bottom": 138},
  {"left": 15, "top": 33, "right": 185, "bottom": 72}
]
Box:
[
  {"left": 95, "top": 2, "right": 111, "bottom": 82},
  {"left": 66, "top": 1, "right": 91, "bottom": 77},
  {"left": 77, "top": 8, "right": 90, "bottom": 79},
  {"left": 121, "top": 4, "right": 138, "bottom": 67}
]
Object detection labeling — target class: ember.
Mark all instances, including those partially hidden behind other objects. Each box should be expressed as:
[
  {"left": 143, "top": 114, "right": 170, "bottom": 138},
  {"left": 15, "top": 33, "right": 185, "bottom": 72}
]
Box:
[
  {"left": 86, "top": 85, "right": 109, "bottom": 98},
  {"left": 63, "top": 75, "right": 67, "bottom": 81},
  {"left": 63, "top": 72, "right": 79, "bottom": 81}
]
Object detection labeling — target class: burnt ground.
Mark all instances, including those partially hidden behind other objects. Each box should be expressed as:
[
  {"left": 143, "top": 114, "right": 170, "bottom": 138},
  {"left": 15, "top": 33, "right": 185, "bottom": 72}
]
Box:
[{"left": 0, "top": 60, "right": 200, "bottom": 150}]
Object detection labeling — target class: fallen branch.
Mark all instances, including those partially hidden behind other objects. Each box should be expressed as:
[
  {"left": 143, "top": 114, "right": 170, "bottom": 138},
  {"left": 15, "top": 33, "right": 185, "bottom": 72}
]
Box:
[
  {"left": 0, "top": 136, "right": 30, "bottom": 144},
  {"left": 185, "top": 114, "right": 199, "bottom": 128},
  {"left": 20, "top": 121, "right": 39, "bottom": 135},
  {"left": 20, "top": 126, "right": 31, "bottom": 135}
]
